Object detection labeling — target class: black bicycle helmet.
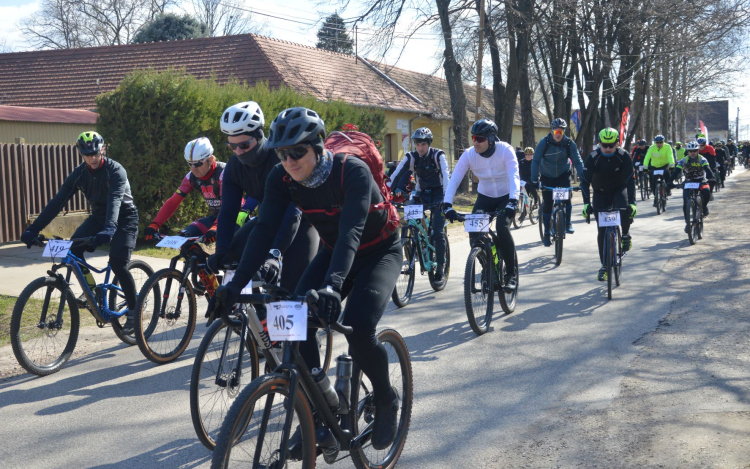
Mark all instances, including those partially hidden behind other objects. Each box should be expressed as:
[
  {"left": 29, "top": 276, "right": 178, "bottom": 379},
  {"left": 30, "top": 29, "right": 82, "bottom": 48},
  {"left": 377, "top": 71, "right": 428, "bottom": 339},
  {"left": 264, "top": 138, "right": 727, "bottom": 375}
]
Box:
[
  {"left": 411, "top": 127, "right": 433, "bottom": 143},
  {"left": 654, "top": 135, "right": 665, "bottom": 143},
  {"left": 637, "top": 139, "right": 647, "bottom": 146},
  {"left": 267, "top": 107, "right": 326, "bottom": 149},
  {"left": 470, "top": 119, "right": 498, "bottom": 137},
  {"left": 76, "top": 131, "right": 104, "bottom": 156},
  {"left": 550, "top": 118, "right": 567, "bottom": 129}
]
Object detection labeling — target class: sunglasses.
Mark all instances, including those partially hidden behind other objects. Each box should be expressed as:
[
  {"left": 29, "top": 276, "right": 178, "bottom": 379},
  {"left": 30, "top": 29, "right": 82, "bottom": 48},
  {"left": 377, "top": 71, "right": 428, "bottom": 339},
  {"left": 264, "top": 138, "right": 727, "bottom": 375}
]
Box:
[
  {"left": 688, "top": 150, "right": 699, "bottom": 153},
  {"left": 472, "top": 135, "right": 487, "bottom": 143},
  {"left": 600, "top": 143, "right": 616, "bottom": 149},
  {"left": 227, "top": 138, "right": 255, "bottom": 151},
  {"left": 277, "top": 144, "right": 311, "bottom": 161},
  {"left": 188, "top": 158, "right": 207, "bottom": 168}
]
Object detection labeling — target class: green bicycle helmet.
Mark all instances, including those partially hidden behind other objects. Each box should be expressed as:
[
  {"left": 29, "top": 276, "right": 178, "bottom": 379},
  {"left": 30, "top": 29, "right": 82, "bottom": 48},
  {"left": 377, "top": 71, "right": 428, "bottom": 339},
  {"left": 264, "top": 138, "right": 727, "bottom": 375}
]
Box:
[
  {"left": 76, "top": 131, "right": 104, "bottom": 156},
  {"left": 598, "top": 128, "right": 618, "bottom": 144}
]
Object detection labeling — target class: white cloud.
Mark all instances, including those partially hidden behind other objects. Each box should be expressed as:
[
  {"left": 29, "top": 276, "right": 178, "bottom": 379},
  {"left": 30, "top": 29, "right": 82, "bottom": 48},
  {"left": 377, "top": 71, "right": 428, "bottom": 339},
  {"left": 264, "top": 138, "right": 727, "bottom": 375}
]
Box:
[{"left": 0, "top": 1, "right": 40, "bottom": 52}]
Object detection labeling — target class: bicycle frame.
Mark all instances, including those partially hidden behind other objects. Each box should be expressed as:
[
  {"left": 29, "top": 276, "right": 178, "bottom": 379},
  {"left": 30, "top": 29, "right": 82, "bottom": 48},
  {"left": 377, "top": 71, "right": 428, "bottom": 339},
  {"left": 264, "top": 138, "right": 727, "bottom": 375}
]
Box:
[
  {"left": 159, "top": 238, "right": 209, "bottom": 319},
  {"left": 468, "top": 212, "right": 503, "bottom": 286},
  {"left": 406, "top": 204, "right": 441, "bottom": 274}
]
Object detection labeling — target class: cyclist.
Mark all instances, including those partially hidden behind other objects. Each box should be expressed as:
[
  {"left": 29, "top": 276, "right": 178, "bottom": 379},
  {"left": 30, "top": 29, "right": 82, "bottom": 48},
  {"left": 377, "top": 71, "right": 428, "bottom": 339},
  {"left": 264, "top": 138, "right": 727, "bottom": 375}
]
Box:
[
  {"left": 643, "top": 135, "right": 674, "bottom": 204},
  {"left": 214, "top": 107, "right": 401, "bottom": 451},
  {"left": 442, "top": 118, "right": 520, "bottom": 291},
  {"left": 143, "top": 137, "right": 225, "bottom": 243},
  {"left": 519, "top": 147, "right": 540, "bottom": 204},
  {"left": 696, "top": 137, "right": 717, "bottom": 191},
  {"left": 530, "top": 117, "right": 584, "bottom": 245},
  {"left": 715, "top": 140, "right": 728, "bottom": 188},
  {"left": 674, "top": 142, "right": 686, "bottom": 162},
  {"left": 667, "top": 141, "right": 714, "bottom": 231},
  {"left": 20, "top": 131, "right": 140, "bottom": 332},
  {"left": 726, "top": 138, "right": 738, "bottom": 168},
  {"left": 580, "top": 128, "right": 636, "bottom": 282},
  {"left": 388, "top": 127, "right": 450, "bottom": 281},
  {"left": 631, "top": 139, "right": 648, "bottom": 167},
  {"left": 208, "top": 101, "right": 319, "bottom": 294}
]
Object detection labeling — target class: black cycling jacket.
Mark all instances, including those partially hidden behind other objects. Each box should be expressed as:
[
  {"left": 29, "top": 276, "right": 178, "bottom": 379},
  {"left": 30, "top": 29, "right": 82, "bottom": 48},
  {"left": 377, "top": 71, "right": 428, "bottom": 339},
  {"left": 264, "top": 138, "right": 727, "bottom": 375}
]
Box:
[
  {"left": 580, "top": 148, "right": 636, "bottom": 206},
  {"left": 32, "top": 158, "right": 136, "bottom": 231}
]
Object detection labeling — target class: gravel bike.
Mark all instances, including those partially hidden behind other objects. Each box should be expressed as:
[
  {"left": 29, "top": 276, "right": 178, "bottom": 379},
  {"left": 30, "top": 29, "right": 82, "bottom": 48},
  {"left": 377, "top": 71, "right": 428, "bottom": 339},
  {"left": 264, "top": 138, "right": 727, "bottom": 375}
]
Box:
[
  {"left": 650, "top": 169, "right": 668, "bottom": 214},
  {"left": 10, "top": 235, "right": 156, "bottom": 376},
  {"left": 679, "top": 181, "right": 706, "bottom": 245},
  {"left": 540, "top": 186, "right": 581, "bottom": 266},
  {"left": 456, "top": 211, "right": 518, "bottom": 336},
  {"left": 391, "top": 202, "right": 450, "bottom": 307},
  {"left": 635, "top": 164, "right": 650, "bottom": 201},
  {"left": 586, "top": 210, "right": 628, "bottom": 300},
  {"left": 210, "top": 289, "right": 413, "bottom": 469}
]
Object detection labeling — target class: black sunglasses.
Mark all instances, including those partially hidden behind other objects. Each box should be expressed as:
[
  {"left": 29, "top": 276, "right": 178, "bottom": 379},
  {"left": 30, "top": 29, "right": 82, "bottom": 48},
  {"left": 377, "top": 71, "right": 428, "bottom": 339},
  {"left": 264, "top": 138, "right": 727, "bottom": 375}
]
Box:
[
  {"left": 227, "top": 138, "right": 254, "bottom": 151},
  {"left": 188, "top": 158, "right": 207, "bottom": 168},
  {"left": 277, "top": 144, "right": 311, "bottom": 161},
  {"left": 600, "top": 143, "right": 616, "bottom": 149}
]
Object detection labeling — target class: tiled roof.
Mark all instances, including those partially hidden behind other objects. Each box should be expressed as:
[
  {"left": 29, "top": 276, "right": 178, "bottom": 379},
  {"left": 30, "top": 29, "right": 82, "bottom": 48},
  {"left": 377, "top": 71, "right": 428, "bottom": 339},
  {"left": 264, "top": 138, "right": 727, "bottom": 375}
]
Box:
[{"left": 0, "top": 105, "right": 97, "bottom": 124}]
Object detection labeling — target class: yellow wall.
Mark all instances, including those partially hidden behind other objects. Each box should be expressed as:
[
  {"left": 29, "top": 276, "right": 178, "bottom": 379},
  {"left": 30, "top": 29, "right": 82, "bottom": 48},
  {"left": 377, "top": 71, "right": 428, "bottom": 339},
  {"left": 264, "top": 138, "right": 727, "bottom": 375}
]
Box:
[{"left": 0, "top": 121, "right": 94, "bottom": 144}]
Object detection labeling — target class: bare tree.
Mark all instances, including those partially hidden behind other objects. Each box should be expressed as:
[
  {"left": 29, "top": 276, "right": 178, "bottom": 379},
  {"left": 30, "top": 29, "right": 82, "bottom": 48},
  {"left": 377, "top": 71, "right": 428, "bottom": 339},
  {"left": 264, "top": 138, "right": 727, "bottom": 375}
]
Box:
[
  {"left": 189, "top": 0, "right": 264, "bottom": 37},
  {"left": 19, "top": 0, "right": 87, "bottom": 49}
]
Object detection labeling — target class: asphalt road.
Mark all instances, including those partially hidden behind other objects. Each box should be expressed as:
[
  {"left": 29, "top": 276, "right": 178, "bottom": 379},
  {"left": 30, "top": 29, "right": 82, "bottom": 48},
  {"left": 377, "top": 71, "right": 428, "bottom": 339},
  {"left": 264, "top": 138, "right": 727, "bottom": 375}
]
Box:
[{"left": 0, "top": 169, "right": 747, "bottom": 468}]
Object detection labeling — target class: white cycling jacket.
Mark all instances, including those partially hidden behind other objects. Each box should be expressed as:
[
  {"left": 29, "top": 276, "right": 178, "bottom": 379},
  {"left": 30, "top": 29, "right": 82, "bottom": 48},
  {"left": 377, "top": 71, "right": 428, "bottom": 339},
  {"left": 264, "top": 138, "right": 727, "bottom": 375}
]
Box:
[{"left": 444, "top": 139, "right": 520, "bottom": 204}]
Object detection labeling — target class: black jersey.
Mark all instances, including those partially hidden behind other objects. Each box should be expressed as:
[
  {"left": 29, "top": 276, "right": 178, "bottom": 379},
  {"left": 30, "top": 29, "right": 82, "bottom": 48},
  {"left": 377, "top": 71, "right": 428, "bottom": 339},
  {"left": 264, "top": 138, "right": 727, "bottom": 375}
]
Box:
[{"left": 581, "top": 148, "right": 636, "bottom": 205}]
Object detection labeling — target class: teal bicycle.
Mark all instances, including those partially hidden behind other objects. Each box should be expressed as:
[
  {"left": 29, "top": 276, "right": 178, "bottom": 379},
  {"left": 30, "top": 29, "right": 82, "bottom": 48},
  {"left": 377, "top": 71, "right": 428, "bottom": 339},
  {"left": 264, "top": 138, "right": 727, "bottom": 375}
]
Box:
[
  {"left": 392, "top": 202, "right": 451, "bottom": 307},
  {"left": 10, "top": 235, "right": 158, "bottom": 376}
]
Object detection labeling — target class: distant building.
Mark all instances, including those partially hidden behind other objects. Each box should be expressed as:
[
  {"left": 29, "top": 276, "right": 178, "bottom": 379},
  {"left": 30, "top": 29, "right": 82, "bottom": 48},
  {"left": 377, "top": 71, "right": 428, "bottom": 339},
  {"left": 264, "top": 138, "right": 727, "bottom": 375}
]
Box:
[{"left": 677, "top": 100, "right": 729, "bottom": 142}]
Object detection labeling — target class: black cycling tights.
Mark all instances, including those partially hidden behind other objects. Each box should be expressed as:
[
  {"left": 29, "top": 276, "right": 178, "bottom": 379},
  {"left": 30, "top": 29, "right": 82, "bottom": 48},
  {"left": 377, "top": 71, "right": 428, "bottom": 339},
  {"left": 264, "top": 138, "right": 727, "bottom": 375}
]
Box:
[
  {"left": 110, "top": 257, "right": 137, "bottom": 310},
  {"left": 471, "top": 193, "right": 516, "bottom": 275},
  {"left": 296, "top": 237, "right": 401, "bottom": 405}
]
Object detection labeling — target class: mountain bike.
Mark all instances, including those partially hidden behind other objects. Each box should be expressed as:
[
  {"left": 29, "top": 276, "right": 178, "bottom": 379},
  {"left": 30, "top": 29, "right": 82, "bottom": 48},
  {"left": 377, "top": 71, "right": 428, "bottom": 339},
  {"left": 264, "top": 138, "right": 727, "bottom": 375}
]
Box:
[
  {"left": 456, "top": 211, "right": 518, "bottom": 336},
  {"left": 541, "top": 186, "right": 581, "bottom": 266},
  {"left": 636, "top": 164, "right": 650, "bottom": 201},
  {"left": 679, "top": 181, "right": 706, "bottom": 245},
  {"left": 190, "top": 267, "right": 334, "bottom": 451},
  {"left": 391, "top": 203, "right": 451, "bottom": 308},
  {"left": 586, "top": 210, "right": 628, "bottom": 300},
  {"left": 512, "top": 180, "right": 539, "bottom": 228},
  {"left": 210, "top": 289, "right": 413, "bottom": 469},
  {"left": 712, "top": 166, "right": 723, "bottom": 192},
  {"left": 650, "top": 169, "right": 668, "bottom": 214},
  {"left": 10, "top": 235, "right": 157, "bottom": 376}
]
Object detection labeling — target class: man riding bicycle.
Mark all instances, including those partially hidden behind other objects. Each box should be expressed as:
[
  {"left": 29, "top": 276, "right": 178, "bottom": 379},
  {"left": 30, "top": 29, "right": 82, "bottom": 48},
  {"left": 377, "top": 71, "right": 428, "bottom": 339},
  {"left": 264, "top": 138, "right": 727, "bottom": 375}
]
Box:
[
  {"left": 714, "top": 140, "right": 728, "bottom": 188},
  {"left": 696, "top": 137, "right": 718, "bottom": 192},
  {"left": 580, "top": 128, "right": 636, "bottom": 282},
  {"left": 388, "top": 127, "right": 451, "bottom": 281},
  {"left": 643, "top": 135, "right": 674, "bottom": 204},
  {"left": 21, "top": 131, "right": 140, "bottom": 333},
  {"left": 667, "top": 141, "right": 714, "bottom": 231},
  {"left": 442, "top": 118, "right": 520, "bottom": 291}
]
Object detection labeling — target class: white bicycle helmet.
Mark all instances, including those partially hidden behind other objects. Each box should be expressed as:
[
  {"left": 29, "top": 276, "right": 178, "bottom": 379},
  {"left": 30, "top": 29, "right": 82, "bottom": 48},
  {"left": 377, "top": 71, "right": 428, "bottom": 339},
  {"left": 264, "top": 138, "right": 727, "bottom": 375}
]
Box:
[
  {"left": 184, "top": 137, "right": 214, "bottom": 163},
  {"left": 221, "top": 101, "right": 265, "bottom": 136},
  {"left": 685, "top": 141, "right": 700, "bottom": 151}
]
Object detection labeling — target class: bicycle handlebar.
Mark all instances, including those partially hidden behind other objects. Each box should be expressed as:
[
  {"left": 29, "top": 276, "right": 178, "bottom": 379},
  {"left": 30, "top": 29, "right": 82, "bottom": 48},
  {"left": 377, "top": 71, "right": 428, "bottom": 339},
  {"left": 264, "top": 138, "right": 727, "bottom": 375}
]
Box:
[
  {"left": 541, "top": 186, "right": 582, "bottom": 191},
  {"left": 34, "top": 234, "right": 95, "bottom": 248},
  {"left": 454, "top": 210, "right": 504, "bottom": 223}
]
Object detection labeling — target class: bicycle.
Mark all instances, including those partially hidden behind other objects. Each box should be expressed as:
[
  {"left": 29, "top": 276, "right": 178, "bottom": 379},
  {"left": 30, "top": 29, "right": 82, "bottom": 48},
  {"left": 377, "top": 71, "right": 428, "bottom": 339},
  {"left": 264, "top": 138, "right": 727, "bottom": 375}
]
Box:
[
  {"left": 10, "top": 235, "right": 157, "bottom": 376},
  {"left": 712, "top": 166, "right": 723, "bottom": 192},
  {"left": 585, "top": 210, "right": 628, "bottom": 300},
  {"left": 679, "top": 181, "right": 706, "bottom": 245},
  {"left": 133, "top": 233, "right": 214, "bottom": 364},
  {"left": 540, "top": 186, "right": 581, "bottom": 266},
  {"left": 635, "top": 164, "right": 650, "bottom": 201},
  {"left": 391, "top": 202, "right": 451, "bottom": 308},
  {"left": 512, "top": 180, "right": 539, "bottom": 229},
  {"left": 650, "top": 169, "right": 668, "bottom": 214},
  {"left": 456, "top": 210, "right": 518, "bottom": 336},
  {"left": 190, "top": 266, "right": 334, "bottom": 451},
  {"left": 210, "top": 288, "right": 413, "bottom": 469}
]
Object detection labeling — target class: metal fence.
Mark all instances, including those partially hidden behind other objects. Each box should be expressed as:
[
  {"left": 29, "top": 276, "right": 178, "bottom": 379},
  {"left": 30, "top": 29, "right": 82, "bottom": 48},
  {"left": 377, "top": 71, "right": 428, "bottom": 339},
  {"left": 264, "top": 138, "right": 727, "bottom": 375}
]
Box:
[{"left": 0, "top": 144, "right": 88, "bottom": 243}]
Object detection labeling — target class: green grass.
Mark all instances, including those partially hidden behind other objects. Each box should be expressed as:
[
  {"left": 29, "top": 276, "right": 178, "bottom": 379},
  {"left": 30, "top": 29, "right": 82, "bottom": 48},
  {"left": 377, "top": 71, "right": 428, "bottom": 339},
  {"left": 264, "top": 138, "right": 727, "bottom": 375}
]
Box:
[{"left": 0, "top": 295, "right": 15, "bottom": 347}]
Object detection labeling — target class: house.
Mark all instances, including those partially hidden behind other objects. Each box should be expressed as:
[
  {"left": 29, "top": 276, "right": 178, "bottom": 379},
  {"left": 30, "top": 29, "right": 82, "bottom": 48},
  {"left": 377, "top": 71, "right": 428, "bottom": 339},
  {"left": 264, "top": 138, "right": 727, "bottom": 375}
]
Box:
[
  {"left": 0, "top": 33, "right": 550, "bottom": 163},
  {"left": 677, "top": 100, "right": 729, "bottom": 142},
  {"left": 0, "top": 105, "right": 97, "bottom": 144}
]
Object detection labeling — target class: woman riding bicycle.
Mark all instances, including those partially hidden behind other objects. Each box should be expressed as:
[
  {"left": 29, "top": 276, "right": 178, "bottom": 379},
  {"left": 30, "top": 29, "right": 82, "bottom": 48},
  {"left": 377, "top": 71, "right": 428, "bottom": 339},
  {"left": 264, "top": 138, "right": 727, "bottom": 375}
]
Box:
[
  {"left": 442, "top": 118, "right": 520, "bottom": 292},
  {"left": 214, "top": 107, "right": 402, "bottom": 451}
]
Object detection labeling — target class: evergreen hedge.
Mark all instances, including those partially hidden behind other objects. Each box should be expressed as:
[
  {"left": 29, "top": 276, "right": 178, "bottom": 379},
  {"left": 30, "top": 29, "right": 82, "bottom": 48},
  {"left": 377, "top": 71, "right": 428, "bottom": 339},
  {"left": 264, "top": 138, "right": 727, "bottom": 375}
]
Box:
[{"left": 96, "top": 68, "right": 387, "bottom": 233}]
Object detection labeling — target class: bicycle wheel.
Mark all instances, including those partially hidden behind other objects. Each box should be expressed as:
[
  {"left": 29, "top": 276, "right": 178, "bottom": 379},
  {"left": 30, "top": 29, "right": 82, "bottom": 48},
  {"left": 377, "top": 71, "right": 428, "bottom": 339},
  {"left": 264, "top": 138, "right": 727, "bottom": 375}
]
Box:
[
  {"left": 528, "top": 196, "right": 538, "bottom": 224},
  {"left": 660, "top": 186, "right": 667, "bottom": 212},
  {"left": 10, "top": 277, "right": 80, "bottom": 376},
  {"left": 349, "top": 328, "right": 413, "bottom": 469},
  {"left": 554, "top": 209, "right": 565, "bottom": 266},
  {"left": 134, "top": 268, "right": 197, "bottom": 364},
  {"left": 606, "top": 230, "right": 615, "bottom": 300},
  {"left": 428, "top": 226, "right": 450, "bottom": 292},
  {"left": 538, "top": 208, "right": 545, "bottom": 242},
  {"left": 688, "top": 200, "right": 698, "bottom": 245},
  {"left": 614, "top": 230, "right": 622, "bottom": 287},
  {"left": 391, "top": 229, "right": 416, "bottom": 308},
  {"left": 655, "top": 184, "right": 662, "bottom": 215},
  {"left": 640, "top": 175, "right": 646, "bottom": 201},
  {"left": 110, "top": 259, "right": 157, "bottom": 346},
  {"left": 498, "top": 251, "right": 519, "bottom": 314},
  {"left": 463, "top": 245, "right": 494, "bottom": 335},
  {"left": 191, "top": 319, "right": 259, "bottom": 451},
  {"left": 211, "top": 373, "right": 315, "bottom": 469},
  {"left": 696, "top": 199, "right": 704, "bottom": 240}
]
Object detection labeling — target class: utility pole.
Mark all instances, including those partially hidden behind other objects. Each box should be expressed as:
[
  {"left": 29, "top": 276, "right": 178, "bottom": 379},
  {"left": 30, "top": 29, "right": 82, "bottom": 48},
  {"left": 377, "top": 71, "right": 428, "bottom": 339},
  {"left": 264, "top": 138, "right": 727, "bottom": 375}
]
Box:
[
  {"left": 474, "top": 0, "right": 485, "bottom": 121},
  {"left": 736, "top": 107, "right": 739, "bottom": 140}
]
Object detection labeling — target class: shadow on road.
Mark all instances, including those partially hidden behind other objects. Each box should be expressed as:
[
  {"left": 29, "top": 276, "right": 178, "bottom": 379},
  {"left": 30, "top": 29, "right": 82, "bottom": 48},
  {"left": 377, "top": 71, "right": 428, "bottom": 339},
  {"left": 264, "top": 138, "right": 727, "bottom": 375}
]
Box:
[
  {"left": 500, "top": 287, "right": 608, "bottom": 332},
  {"left": 88, "top": 438, "right": 211, "bottom": 469}
]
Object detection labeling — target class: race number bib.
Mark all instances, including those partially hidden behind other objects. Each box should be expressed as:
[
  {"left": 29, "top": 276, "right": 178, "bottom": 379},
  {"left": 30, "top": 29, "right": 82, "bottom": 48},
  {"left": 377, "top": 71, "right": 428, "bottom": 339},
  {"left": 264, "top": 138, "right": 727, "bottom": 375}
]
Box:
[
  {"left": 652, "top": 169, "right": 664, "bottom": 175},
  {"left": 222, "top": 270, "right": 256, "bottom": 294},
  {"left": 43, "top": 240, "right": 72, "bottom": 258},
  {"left": 156, "top": 236, "right": 188, "bottom": 249},
  {"left": 683, "top": 182, "right": 700, "bottom": 189},
  {"left": 552, "top": 188, "right": 570, "bottom": 201},
  {"left": 464, "top": 214, "right": 491, "bottom": 232},
  {"left": 267, "top": 301, "right": 308, "bottom": 341},
  {"left": 598, "top": 211, "right": 621, "bottom": 227},
  {"left": 637, "top": 165, "right": 644, "bottom": 171},
  {"left": 404, "top": 204, "right": 423, "bottom": 221}
]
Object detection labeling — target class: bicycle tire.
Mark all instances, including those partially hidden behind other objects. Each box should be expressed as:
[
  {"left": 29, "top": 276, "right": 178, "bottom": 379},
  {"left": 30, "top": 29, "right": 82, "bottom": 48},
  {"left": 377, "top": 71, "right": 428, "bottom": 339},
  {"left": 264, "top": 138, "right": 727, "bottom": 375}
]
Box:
[
  {"left": 211, "top": 373, "right": 315, "bottom": 469},
  {"left": 554, "top": 209, "right": 565, "bottom": 266},
  {"left": 512, "top": 206, "right": 521, "bottom": 228},
  {"left": 391, "top": 230, "right": 416, "bottom": 308},
  {"left": 640, "top": 174, "right": 646, "bottom": 201},
  {"left": 696, "top": 198, "right": 704, "bottom": 240},
  {"left": 614, "top": 230, "right": 621, "bottom": 287},
  {"left": 606, "top": 230, "right": 615, "bottom": 300},
  {"left": 10, "top": 277, "right": 80, "bottom": 376},
  {"left": 350, "top": 328, "right": 414, "bottom": 469},
  {"left": 538, "top": 209, "right": 545, "bottom": 242},
  {"left": 191, "top": 319, "right": 259, "bottom": 451},
  {"left": 110, "top": 259, "right": 156, "bottom": 346},
  {"left": 688, "top": 200, "right": 697, "bottom": 245},
  {"left": 428, "top": 226, "right": 450, "bottom": 291},
  {"left": 655, "top": 184, "right": 662, "bottom": 215},
  {"left": 660, "top": 186, "right": 667, "bottom": 212},
  {"left": 498, "top": 251, "right": 519, "bottom": 314},
  {"left": 464, "top": 245, "right": 493, "bottom": 335},
  {"left": 528, "top": 196, "right": 538, "bottom": 224},
  {"left": 134, "top": 268, "right": 197, "bottom": 364}
]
